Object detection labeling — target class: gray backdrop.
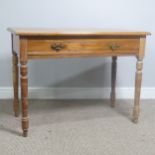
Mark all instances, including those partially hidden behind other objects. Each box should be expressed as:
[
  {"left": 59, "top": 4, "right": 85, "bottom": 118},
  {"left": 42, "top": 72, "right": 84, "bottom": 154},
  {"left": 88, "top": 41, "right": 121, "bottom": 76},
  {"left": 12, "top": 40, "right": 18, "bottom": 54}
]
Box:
[{"left": 0, "top": 0, "right": 155, "bottom": 89}]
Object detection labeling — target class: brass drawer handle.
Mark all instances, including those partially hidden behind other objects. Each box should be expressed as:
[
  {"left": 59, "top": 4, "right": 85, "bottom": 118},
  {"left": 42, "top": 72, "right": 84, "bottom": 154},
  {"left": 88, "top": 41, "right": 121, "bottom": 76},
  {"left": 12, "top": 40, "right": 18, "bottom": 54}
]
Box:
[
  {"left": 51, "top": 43, "right": 64, "bottom": 52},
  {"left": 109, "top": 43, "right": 120, "bottom": 51}
]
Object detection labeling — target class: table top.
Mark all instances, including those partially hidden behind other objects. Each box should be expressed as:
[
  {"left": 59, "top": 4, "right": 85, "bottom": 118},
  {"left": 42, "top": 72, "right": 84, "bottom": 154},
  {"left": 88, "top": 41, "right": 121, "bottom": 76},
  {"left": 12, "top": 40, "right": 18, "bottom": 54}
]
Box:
[{"left": 8, "top": 28, "right": 151, "bottom": 36}]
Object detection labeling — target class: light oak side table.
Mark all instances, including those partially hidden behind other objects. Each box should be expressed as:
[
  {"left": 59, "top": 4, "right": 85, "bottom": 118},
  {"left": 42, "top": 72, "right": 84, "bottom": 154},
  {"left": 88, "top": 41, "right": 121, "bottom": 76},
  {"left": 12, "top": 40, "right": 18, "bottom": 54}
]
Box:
[{"left": 8, "top": 28, "right": 150, "bottom": 137}]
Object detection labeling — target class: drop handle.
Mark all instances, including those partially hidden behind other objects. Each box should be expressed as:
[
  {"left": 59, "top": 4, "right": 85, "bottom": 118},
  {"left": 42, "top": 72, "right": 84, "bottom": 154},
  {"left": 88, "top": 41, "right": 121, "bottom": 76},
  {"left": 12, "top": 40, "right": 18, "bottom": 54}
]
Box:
[
  {"left": 109, "top": 43, "right": 120, "bottom": 51},
  {"left": 51, "top": 43, "right": 64, "bottom": 52}
]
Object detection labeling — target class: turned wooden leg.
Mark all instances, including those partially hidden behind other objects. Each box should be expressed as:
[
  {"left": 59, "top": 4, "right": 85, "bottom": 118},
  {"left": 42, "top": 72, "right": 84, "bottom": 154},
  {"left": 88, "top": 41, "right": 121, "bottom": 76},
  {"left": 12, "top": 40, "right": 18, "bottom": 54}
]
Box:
[
  {"left": 12, "top": 52, "right": 19, "bottom": 117},
  {"left": 111, "top": 56, "right": 117, "bottom": 107},
  {"left": 133, "top": 58, "right": 143, "bottom": 123},
  {"left": 20, "top": 62, "right": 29, "bottom": 137}
]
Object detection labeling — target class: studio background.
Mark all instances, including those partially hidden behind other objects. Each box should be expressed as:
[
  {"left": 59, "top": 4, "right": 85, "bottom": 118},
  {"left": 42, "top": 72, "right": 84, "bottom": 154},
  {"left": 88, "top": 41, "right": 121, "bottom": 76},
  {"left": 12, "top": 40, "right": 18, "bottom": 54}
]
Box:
[{"left": 0, "top": 0, "right": 154, "bottom": 99}]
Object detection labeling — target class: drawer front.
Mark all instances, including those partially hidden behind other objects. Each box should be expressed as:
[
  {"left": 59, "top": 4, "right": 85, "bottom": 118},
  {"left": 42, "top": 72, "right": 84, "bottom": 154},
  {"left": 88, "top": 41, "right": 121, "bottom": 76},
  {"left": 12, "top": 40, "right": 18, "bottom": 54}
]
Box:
[{"left": 27, "top": 39, "right": 140, "bottom": 58}]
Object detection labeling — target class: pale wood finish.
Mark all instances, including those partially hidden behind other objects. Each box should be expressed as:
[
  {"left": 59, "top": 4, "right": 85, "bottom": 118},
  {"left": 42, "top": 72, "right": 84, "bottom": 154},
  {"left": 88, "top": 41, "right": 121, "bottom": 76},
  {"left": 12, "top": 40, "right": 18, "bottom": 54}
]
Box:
[
  {"left": 8, "top": 28, "right": 150, "bottom": 137},
  {"left": 133, "top": 37, "right": 146, "bottom": 123},
  {"left": 20, "top": 38, "right": 28, "bottom": 62},
  {"left": 20, "top": 38, "right": 29, "bottom": 137},
  {"left": 8, "top": 28, "right": 150, "bottom": 36},
  {"left": 12, "top": 52, "right": 19, "bottom": 117},
  {"left": 138, "top": 37, "right": 146, "bottom": 59},
  {"left": 20, "top": 62, "right": 28, "bottom": 137},
  {"left": 133, "top": 59, "right": 143, "bottom": 123},
  {"left": 111, "top": 56, "right": 117, "bottom": 107},
  {"left": 27, "top": 38, "right": 140, "bottom": 58}
]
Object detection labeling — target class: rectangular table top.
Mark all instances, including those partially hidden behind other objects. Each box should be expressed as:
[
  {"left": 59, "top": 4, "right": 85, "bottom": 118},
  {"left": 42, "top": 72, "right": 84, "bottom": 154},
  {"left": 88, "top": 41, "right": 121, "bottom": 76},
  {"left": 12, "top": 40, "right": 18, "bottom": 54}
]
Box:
[{"left": 8, "top": 28, "right": 150, "bottom": 36}]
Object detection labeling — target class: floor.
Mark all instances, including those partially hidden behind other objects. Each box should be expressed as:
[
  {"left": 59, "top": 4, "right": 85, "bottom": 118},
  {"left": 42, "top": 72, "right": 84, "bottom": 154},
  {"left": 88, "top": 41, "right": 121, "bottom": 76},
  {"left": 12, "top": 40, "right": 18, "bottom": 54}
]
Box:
[{"left": 0, "top": 99, "right": 155, "bottom": 155}]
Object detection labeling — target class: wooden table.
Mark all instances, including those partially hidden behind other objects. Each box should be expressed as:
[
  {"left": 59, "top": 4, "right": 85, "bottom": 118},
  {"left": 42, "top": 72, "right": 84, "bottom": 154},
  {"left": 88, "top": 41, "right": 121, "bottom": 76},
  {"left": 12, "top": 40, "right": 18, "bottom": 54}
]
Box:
[{"left": 8, "top": 28, "right": 150, "bottom": 137}]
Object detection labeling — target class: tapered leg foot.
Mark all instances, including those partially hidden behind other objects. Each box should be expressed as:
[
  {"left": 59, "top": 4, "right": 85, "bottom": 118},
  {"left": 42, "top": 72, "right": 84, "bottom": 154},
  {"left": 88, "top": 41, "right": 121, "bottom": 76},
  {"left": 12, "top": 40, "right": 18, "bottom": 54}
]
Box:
[
  {"left": 111, "top": 56, "right": 117, "bottom": 107},
  {"left": 13, "top": 100, "right": 19, "bottom": 117},
  {"left": 23, "top": 130, "right": 28, "bottom": 137},
  {"left": 133, "top": 105, "right": 140, "bottom": 123},
  {"left": 133, "top": 118, "right": 138, "bottom": 124},
  {"left": 111, "top": 92, "right": 116, "bottom": 108},
  {"left": 14, "top": 111, "right": 19, "bottom": 117}
]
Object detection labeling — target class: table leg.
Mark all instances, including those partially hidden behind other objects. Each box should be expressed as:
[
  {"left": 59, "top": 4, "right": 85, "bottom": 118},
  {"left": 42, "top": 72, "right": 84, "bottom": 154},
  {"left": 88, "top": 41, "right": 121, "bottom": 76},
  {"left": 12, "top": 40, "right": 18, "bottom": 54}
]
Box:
[
  {"left": 111, "top": 56, "right": 117, "bottom": 107},
  {"left": 20, "top": 62, "right": 29, "bottom": 137},
  {"left": 133, "top": 57, "right": 143, "bottom": 123},
  {"left": 12, "top": 52, "right": 19, "bottom": 117}
]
